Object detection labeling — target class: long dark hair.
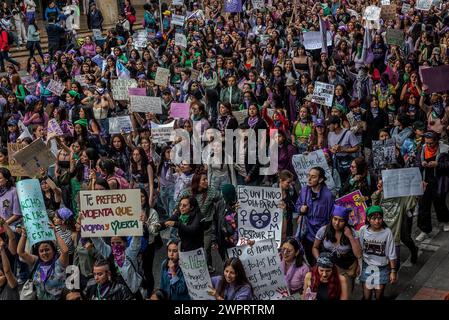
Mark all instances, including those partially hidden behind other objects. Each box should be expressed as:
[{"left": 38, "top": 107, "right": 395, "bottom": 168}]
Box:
[
  {"left": 323, "top": 220, "right": 352, "bottom": 246},
  {"left": 281, "top": 237, "right": 305, "bottom": 268},
  {"left": 131, "top": 146, "right": 149, "bottom": 173},
  {"left": 0, "top": 167, "right": 13, "bottom": 189},
  {"left": 216, "top": 258, "right": 253, "bottom": 299}
]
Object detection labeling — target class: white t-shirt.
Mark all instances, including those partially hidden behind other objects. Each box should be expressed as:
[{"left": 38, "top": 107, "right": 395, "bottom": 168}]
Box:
[{"left": 359, "top": 225, "right": 397, "bottom": 267}]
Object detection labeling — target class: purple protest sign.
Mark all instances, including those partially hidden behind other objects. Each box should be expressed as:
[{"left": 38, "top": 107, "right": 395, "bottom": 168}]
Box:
[
  {"left": 170, "top": 103, "right": 190, "bottom": 119},
  {"left": 224, "top": 0, "right": 243, "bottom": 13},
  {"left": 335, "top": 190, "right": 367, "bottom": 231},
  {"left": 420, "top": 65, "right": 449, "bottom": 93},
  {"left": 128, "top": 88, "right": 147, "bottom": 96}
]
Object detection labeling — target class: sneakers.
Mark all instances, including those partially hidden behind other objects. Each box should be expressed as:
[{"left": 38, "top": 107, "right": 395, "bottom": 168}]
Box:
[
  {"left": 415, "top": 232, "right": 430, "bottom": 242},
  {"left": 443, "top": 223, "right": 449, "bottom": 232}
]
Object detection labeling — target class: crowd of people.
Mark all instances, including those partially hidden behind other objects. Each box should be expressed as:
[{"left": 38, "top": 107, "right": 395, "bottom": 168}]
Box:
[{"left": 0, "top": 0, "right": 449, "bottom": 301}]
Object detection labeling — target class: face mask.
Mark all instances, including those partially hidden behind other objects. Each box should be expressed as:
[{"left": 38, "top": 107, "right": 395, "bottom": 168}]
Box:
[{"left": 112, "top": 244, "right": 125, "bottom": 267}]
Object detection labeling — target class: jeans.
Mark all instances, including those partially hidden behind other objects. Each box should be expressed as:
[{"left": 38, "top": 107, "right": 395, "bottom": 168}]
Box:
[{"left": 159, "top": 184, "right": 175, "bottom": 218}]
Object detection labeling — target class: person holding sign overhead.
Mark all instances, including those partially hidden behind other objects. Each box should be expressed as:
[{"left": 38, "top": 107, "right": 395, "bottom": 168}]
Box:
[
  {"left": 17, "top": 222, "right": 69, "bottom": 300},
  {"left": 209, "top": 257, "right": 253, "bottom": 300}
]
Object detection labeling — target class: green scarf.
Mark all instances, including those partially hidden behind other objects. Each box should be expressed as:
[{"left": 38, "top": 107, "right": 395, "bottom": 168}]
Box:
[{"left": 179, "top": 214, "right": 189, "bottom": 225}]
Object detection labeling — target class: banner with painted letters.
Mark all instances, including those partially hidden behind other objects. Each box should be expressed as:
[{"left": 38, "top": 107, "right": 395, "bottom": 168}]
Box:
[
  {"left": 133, "top": 30, "right": 148, "bottom": 48},
  {"left": 111, "top": 79, "right": 138, "bottom": 101},
  {"left": 46, "top": 118, "right": 64, "bottom": 141},
  {"left": 228, "top": 239, "right": 290, "bottom": 300},
  {"left": 416, "top": 0, "right": 432, "bottom": 11},
  {"left": 79, "top": 189, "right": 142, "bottom": 237},
  {"left": 171, "top": 14, "right": 185, "bottom": 26},
  {"left": 292, "top": 149, "right": 336, "bottom": 191},
  {"left": 303, "top": 31, "right": 332, "bottom": 50},
  {"left": 12, "top": 139, "right": 56, "bottom": 177},
  {"left": 129, "top": 96, "right": 163, "bottom": 114},
  {"left": 382, "top": 168, "right": 424, "bottom": 199},
  {"left": 363, "top": 5, "right": 381, "bottom": 21},
  {"left": 150, "top": 121, "right": 175, "bottom": 143},
  {"left": 237, "top": 186, "right": 282, "bottom": 248},
  {"left": 311, "top": 81, "right": 334, "bottom": 107},
  {"left": 178, "top": 248, "right": 214, "bottom": 300},
  {"left": 47, "top": 79, "right": 65, "bottom": 96},
  {"left": 155, "top": 67, "right": 170, "bottom": 86},
  {"left": 108, "top": 116, "right": 133, "bottom": 134},
  {"left": 372, "top": 139, "right": 397, "bottom": 169},
  {"left": 16, "top": 179, "right": 56, "bottom": 246},
  {"left": 335, "top": 190, "right": 367, "bottom": 231},
  {"left": 386, "top": 28, "right": 404, "bottom": 46}
]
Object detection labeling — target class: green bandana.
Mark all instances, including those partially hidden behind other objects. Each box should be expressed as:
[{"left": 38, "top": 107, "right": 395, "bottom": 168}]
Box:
[
  {"left": 75, "top": 118, "right": 88, "bottom": 128},
  {"left": 68, "top": 90, "right": 81, "bottom": 99},
  {"left": 179, "top": 214, "right": 189, "bottom": 225}
]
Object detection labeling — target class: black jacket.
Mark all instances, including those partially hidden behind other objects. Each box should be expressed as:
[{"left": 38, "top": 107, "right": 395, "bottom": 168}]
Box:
[
  {"left": 88, "top": 9, "right": 104, "bottom": 30},
  {"left": 46, "top": 23, "right": 65, "bottom": 45},
  {"left": 85, "top": 281, "right": 134, "bottom": 300},
  {"left": 165, "top": 208, "right": 204, "bottom": 252}
]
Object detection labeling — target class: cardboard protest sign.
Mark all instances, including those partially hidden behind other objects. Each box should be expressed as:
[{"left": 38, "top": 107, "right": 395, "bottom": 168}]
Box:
[
  {"left": 224, "top": 0, "right": 243, "bottom": 12},
  {"left": 47, "top": 79, "right": 65, "bottom": 96},
  {"left": 416, "top": 0, "right": 432, "bottom": 10},
  {"left": 130, "top": 96, "right": 162, "bottom": 114},
  {"left": 420, "top": 65, "right": 449, "bottom": 93},
  {"left": 92, "top": 54, "right": 105, "bottom": 67},
  {"left": 92, "top": 28, "right": 103, "bottom": 40},
  {"left": 311, "top": 81, "right": 334, "bottom": 107},
  {"left": 251, "top": 0, "right": 265, "bottom": 9},
  {"left": 171, "top": 14, "right": 185, "bottom": 26},
  {"left": 46, "top": 118, "right": 64, "bottom": 141},
  {"left": 178, "top": 248, "right": 214, "bottom": 300},
  {"left": 7, "top": 142, "right": 28, "bottom": 176},
  {"left": 133, "top": 30, "right": 148, "bottom": 48},
  {"left": 302, "top": 31, "right": 332, "bottom": 50},
  {"left": 228, "top": 239, "right": 290, "bottom": 300},
  {"left": 16, "top": 179, "right": 56, "bottom": 246},
  {"left": 381, "top": 0, "right": 390, "bottom": 5},
  {"left": 79, "top": 189, "right": 142, "bottom": 237},
  {"left": 401, "top": 3, "right": 411, "bottom": 14},
  {"left": 173, "top": 0, "right": 183, "bottom": 5},
  {"left": 111, "top": 79, "right": 138, "bottom": 100},
  {"left": 381, "top": 4, "right": 396, "bottom": 20},
  {"left": 155, "top": 67, "right": 170, "bottom": 87},
  {"left": 237, "top": 186, "right": 283, "bottom": 247},
  {"left": 292, "top": 149, "right": 336, "bottom": 190},
  {"left": 232, "top": 110, "right": 247, "bottom": 125},
  {"left": 170, "top": 102, "right": 190, "bottom": 119},
  {"left": 13, "top": 139, "right": 56, "bottom": 177},
  {"left": 382, "top": 168, "right": 423, "bottom": 199},
  {"left": 108, "top": 116, "right": 133, "bottom": 134},
  {"left": 21, "top": 76, "right": 37, "bottom": 94},
  {"left": 74, "top": 74, "right": 88, "bottom": 87},
  {"left": 175, "top": 33, "right": 187, "bottom": 48},
  {"left": 150, "top": 121, "right": 175, "bottom": 144},
  {"left": 386, "top": 28, "right": 404, "bottom": 46},
  {"left": 372, "top": 139, "right": 397, "bottom": 169},
  {"left": 335, "top": 190, "right": 367, "bottom": 231},
  {"left": 190, "top": 68, "right": 200, "bottom": 81},
  {"left": 128, "top": 87, "right": 147, "bottom": 96},
  {"left": 363, "top": 5, "right": 381, "bottom": 21}
]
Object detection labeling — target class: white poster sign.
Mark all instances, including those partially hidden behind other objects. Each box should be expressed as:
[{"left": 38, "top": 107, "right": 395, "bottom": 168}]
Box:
[
  {"left": 108, "top": 116, "right": 133, "bottom": 134},
  {"left": 416, "top": 0, "right": 432, "bottom": 11},
  {"left": 47, "top": 79, "right": 65, "bottom": 96},
  {"left": 155, "top": 67, "right": 170, "bottom": 86},
  {"left": 292, "top": 149, "right": 336, "bottom": 191},
  {"left": 150, "top": 121, "right": 176, "bottom": 144},
  {"left": 303, "top": 31, "right": 333, "bottom": 50},
  {"left": 381, "top": 168, "right": 424, "bottom": 199},
  {"left": 129, "top": 96, "right": 163, "bottom": 114},
  {"left": 171, "top": 14, "right": 185, "bottom": 26},
  {"left": 175, "top": 33, "right": 187, "bottom": 48},
  {"left": 363, "top": 5, "right": 381, "bottom": 21},
  {"left": 111, "top": 79, "right": 138, "bottom": 101},
  {"left": 311, "top": 81, "right": 334, "bottom": 107}
]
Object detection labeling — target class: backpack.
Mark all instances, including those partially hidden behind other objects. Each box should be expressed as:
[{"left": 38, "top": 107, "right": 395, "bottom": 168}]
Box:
[{"left": 108, "top": 174, "right": 130, "bottom": 189}]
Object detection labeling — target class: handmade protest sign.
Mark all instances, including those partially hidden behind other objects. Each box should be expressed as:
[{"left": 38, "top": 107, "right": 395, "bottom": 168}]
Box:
[
  {"left": 251, "top": 0, "right": 265, "bottom": 9},
  {"left": 178, "top": 248, "right": 214, "bottom": 300},
  {"left": 150, "top": 121, "right": 175, "bottom": 143},
  {"left": 292, "top": 149, "right": 336, "bottom": 190},
  {"left": 416, "top": 0, "right": 432, "bottom": 10},
  {"left": 335, "top": 190, "right": 367, "bottom": 231},
  {"left": 228, "top": 239, "right": 290, "bottom": 300},
  {"left": 224, "top": 0, "right": 243, "bottom": 12},
  {"left": 170, "top": 102, "right": 190, "bottom": 119},
  {"left": 173, "top": 0, "right": 183, "bottom": 5},
  {"left": 363, "top": 5, "right": 381, "bottom": 21},
  {"left": 232, "top": 110, "right": 247, "bottom": 125},
  {"left": 111, "top": 79, "right": 138, "bottom": 100},
  {"left": 74, "top": 74, "right": 88, "bottom": 87},
  {"left": 311, "top": 81, "right": 334, "bottom": 107},
  {"left": 155, "top": 67, "right": 170, "bottom": 86},
  {"left": 382, "top": 168, "right": 424, "bottom": 199},
  {"left": 171, "top": 14, "right": 185, "bottom": 26},
  {"left": 47, "top": 79, "right": 65, "bottom": 96},
  {"left": 237, "top": 186, "right": 282, "bottom": 247},
  {"left": 7, "top": 142, "right": 28, "bottom": 176},
  {"left": 302, "top": 31, "right": 332, "bottom": 50},
  {"left": 46, "top": 118, "right": 64, "bottom": 141},
  {"left": 175, "top": 33, "right": 187, "bottom": 48},
  {"left": 16, "top": 179, "right": 56, "bottom": 246},
  {"left": 108, "top": 116, "right": 133, "bottom": 134},
  {"left": 79, "top": 189, "right": 142, "bottom": 237},
  {"left": 13, "top": 139, "right": 56, "bottom": 177},
  {"left": 129, "top": 96, "right": 162, "bottom": 114},
  {"left": 92, "top": 28, "right": 102, "bottom": 40},
  {"left": 133, "top": 30, "right": 148, "bottom": 48},
  {"left": 420, "top": 65, "right": 449, "bottom": 93},
  {"left": 381, "top": 4, "right": 396, "bottom": 20},
  {"left": 128, "top": 87, "right": 146, "bottom": 96},
  {"left": 92, "top": 54, "right": 105, "bottom": 67},
  {"left": 386, "top": 28, "right": 404, "bottom": 46},
  {"left": 401, "top": 3, "right": 411, "bottom": 14},
  {"left": 372, "top": 139, "right": 397, "bottom": 169},
  {"left": 21, "top": 75, "right": 37, "bottom": 94},
  {"left": 381, "top": 0, "right": 390, "bottom": 5},
  {"left": 190, "top": 68, "right": 200, "bottom": 81}
]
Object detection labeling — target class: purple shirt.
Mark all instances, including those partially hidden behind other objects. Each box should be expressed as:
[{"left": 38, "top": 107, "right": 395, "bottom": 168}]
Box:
[
  {"left": 211, "top": 276, "right": 253, "bottom": 300},
  {"left": 280, "top": 260, "right": 309, "bottom": 294},
  {"left": 0, "top": 187, "right": 22, "bottom": 224}
]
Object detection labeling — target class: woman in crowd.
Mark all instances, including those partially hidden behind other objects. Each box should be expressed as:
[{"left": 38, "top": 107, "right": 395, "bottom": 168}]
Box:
[{"left": 209, "top": 258, "right": 253, "bottom": 300}]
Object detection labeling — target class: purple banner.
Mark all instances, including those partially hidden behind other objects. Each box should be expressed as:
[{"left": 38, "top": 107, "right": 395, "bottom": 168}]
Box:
[
  {"left": 335, "top": 190, "right": 367, "bottom": 231},
  {"left": 128, "top": 88, "right": 147, "bottom": 96}
]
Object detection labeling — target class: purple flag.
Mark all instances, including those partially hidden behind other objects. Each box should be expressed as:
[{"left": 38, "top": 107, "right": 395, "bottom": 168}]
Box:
[{"left": 224, "top": 0, "right": 243, "bottom": 13}]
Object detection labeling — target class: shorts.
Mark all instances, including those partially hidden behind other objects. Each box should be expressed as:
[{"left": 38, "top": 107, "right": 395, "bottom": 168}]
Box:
[{"left": 359, "top": 261, "right": 390, "bottom": 286}]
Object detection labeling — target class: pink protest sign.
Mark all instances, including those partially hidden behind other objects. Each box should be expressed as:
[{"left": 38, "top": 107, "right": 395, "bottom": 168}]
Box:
[
  {"left": 170, "top": 103, "right": 190, "bottom": 119},
  {"left": 335, "top": 190, "right": 367, "bottom": 231},
  {"left": 128, "top": 88, "right": 147, "bottom": 96}
]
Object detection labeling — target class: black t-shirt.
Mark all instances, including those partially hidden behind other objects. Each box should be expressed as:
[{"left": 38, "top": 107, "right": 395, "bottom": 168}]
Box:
[{"left": 0, "top": 284, "right": 20, "bottom": 300}]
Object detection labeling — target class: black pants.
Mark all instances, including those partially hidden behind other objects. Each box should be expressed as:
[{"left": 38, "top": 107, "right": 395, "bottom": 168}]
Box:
[
  {"left": 301, "top": 238, "right": 316, "bottom": 267},
  {"left": 0, "top": 51, "right": 20, "bottom": 70},
  {"left": 48, "top": 42, "right": 60, "bottom": 58},
  {"left": 418, "top": 181, "right": 449, "bottom": 233},
  {"left": 401, "top": 213, "right": 417, "bottom": 255},
  {"left": 142, "top": 243, "right": 156, "bottom": 294},
  {"left": 28, "top": 41, "right": 44, "bottom": 60}
]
